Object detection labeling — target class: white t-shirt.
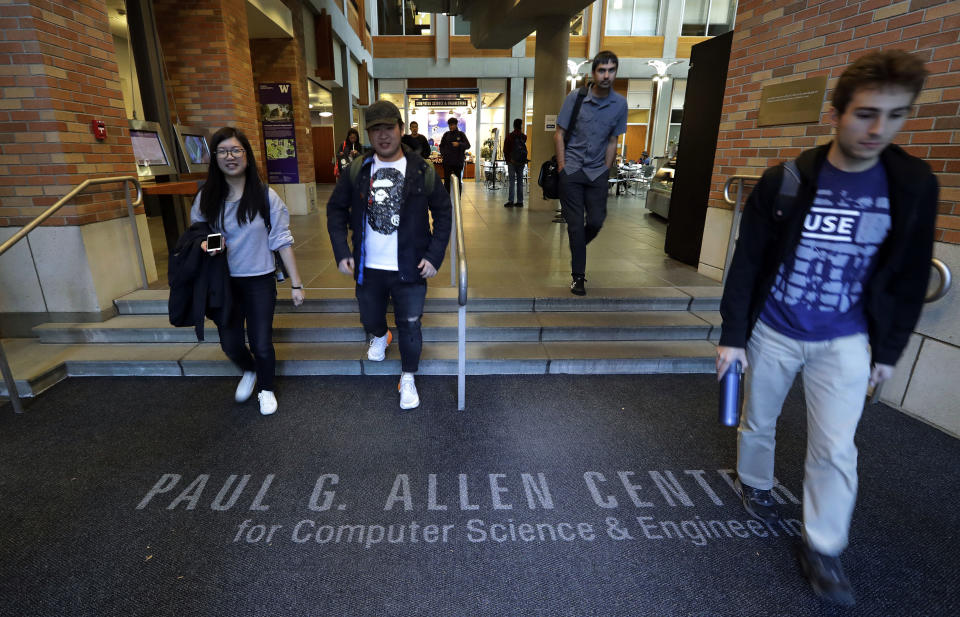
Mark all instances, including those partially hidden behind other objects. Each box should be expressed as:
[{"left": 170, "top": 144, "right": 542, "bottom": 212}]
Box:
[{"left": 363, "top": 155, "right": 407, "bottom": 271}]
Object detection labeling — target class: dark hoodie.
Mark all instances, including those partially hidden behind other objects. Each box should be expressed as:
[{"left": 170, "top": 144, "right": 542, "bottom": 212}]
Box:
[{"left": 719, "top": 143, "right": 938, "bottom": 366}]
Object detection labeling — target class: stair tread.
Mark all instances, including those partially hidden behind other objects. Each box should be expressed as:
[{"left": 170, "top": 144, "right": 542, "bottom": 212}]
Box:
[
  {"left": 36, "top": 311, "right": 715, "bottom": 331},
  {"left": 115, "top": 286, "right": 721, "bottom": 302}
]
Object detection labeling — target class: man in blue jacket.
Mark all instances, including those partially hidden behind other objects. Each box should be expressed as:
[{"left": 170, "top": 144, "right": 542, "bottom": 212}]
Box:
[
  {"left": 717, "top": 51, "right": 937, "bottom": 606},
  {"left": 327, "top": 100, "right": 452, "bottom": 410}
]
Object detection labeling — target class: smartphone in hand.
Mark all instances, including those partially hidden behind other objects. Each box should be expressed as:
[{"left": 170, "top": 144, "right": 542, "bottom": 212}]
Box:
[{"left": 206, "top": 233, "right": 223, "bottom": 253}]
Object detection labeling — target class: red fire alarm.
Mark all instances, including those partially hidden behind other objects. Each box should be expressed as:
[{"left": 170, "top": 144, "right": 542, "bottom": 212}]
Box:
[{"left": 91, "top": 119, "right": 107, "bottom": 140}]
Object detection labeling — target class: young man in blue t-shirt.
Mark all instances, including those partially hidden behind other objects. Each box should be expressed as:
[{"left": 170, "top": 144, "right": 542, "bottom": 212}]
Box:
[{"left": 717, "top": 51, "right": 938, "bottom": 606}]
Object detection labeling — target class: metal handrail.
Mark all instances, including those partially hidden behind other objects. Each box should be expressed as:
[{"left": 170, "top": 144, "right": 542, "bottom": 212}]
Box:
[
  {"left": 721, "top": 174, "right": 952, "bottom": 303},
  {"left": 929, "top": 258, "right": 951, "bottom": 303},
  {"left": 721, "top": 175, "right": 760, "bottom": 287},
  {"left": 450, "top": 175, "right": 468, "bottom": 411},
  {"left": 1, "top": 176, "right": 145, "bottom": 415}
]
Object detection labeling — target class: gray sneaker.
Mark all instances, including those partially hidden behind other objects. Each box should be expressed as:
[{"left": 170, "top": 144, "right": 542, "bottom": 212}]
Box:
[{"left": 734, "top": 476, "right": 780, "bottom": 524}]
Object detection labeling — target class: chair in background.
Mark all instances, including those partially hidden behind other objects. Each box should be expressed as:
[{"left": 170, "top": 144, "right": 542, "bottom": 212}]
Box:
[{"left": 636, "top": 165, "right": 656, "bottom": 194}]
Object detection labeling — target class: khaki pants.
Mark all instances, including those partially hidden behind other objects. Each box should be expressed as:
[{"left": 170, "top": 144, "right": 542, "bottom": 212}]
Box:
[{"left": 737, "top": 320, "right": 871, "bottom": 555}]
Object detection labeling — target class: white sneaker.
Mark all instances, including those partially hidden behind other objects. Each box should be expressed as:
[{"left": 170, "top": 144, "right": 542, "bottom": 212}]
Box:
[
  {"left": 367, "top": 330, "right": 392, "bottom": 361},
  {"left": 235, "top": 371, "right": 257, "bottom": 402},
  {"left": 398, "top": 373, "right": 420, "bottom": 410},
  {"left": 258, "top": 390, "right": 277, "bottom": 416}
]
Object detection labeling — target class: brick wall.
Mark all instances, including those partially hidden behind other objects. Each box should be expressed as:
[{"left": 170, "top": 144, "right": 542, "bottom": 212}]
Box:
[
  {"left": 709, "top": 0, "right": 960, "bottom": 244},
  {"left": 154, "top": 0, "right": 263, "bottom": 174},
  {"left": 250, "top": 0, "right": 316, "bottom": 184},
  {"left": 0, "top": 0, "right": 137, "bottom": 227}
]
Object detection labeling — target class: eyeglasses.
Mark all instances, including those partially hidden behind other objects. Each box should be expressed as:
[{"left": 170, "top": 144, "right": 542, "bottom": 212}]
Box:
[{"left": 216, "top": 147, "right": 245, "bottom": 159}]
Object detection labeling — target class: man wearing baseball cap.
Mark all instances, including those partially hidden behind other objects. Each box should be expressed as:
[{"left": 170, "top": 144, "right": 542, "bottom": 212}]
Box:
[{"left": 327, "top": 100, "right": 452, "bottom": 410}]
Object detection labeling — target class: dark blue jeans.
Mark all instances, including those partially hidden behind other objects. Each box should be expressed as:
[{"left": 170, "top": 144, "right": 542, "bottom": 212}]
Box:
[
  {"left": 508, "top": 163, "right": 525, "bottom": 204},
  {"left": 212, "top": 273, "right": 277, "bottom": 391},
  {"left": 560, "top": 168, "right": 610, "bottom": 276},
  {"left": 356, "top": 268, "right": 427, "bottom": 373}
]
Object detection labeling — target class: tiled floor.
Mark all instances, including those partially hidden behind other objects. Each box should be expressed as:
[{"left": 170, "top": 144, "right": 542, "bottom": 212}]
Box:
[{"left": 149, "top": 179, "right": 720, "bottom": 296}]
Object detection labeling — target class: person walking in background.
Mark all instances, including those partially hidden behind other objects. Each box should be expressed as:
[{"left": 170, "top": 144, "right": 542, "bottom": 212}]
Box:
[
  {"left": 401, "top": 120, "right": 431, "bottom": 160},
  {"left": 502, "top": 118, "right": 527, "bottom": 208},
  {"left": 337, "top": 127, "right": 362, "bottom": 176},
  {"left": 327, "top": 100, "right": 452, "bottom": 410},
  {"left": 191, "top": 127, "right": 305, "bottom": 416},
  {"left": 439, "top": 116, "right": 470, "bottom": 196},
  {"left": 717, "top": 50, "right": 936, "bottom": 606},
  {"left": 554, "top": 50, "right": 627, "bottom": 296}
]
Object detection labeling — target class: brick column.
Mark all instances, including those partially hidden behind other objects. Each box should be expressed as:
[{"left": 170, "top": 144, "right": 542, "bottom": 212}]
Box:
[
  {"left": 154, "top": 0, "right": 263, "bottom": 173},
  {"left": 0, "top": 0, "right": 157, "bottom": 333},
  {"left": 250, "top": 0, "right": 317, "bottom": 215}
]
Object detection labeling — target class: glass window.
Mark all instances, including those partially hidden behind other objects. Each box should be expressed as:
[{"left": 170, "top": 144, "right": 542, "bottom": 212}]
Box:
[
  {"left": 570, "top": 10, "right": 584, "bottom": 36},
  {"left": 631, "top": 0, "right": 659, "bottom": 36},
  {"left": 412, "top": 7, "right": 431, "bottom": 35},
  {"left": 480, "top": 90, "right": 505, "bottom": 161},
  {"left": 453, "top": 15, "right": 470, "bottom": 36},
  {"left": 707, "top": 0, "right": 735, "bottom": 35},
  {"left": 682, "top": 0, "right": 736, "bottom": 36},
  {"left": 605, "top": 0, "right": 660, "bottom": 36},
  {"left": 378, "top": 0, "right": 431, "bottom": 35},
  {"left": 605, "top": 0, "right": 633, "bottom": 36},
  {"left": 378, "top": 0, "right": 403, "bottom": 35}
]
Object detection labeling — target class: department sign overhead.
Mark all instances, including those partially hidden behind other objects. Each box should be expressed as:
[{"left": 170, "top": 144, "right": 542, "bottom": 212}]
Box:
[{"left": 412, "top": 99, "right": 470, "bottom": 107}]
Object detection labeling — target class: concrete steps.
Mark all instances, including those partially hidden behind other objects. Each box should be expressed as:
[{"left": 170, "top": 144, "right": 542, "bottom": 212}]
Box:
[
  {"left": 113, "top": 287, "right": 722, "bottom": 314},
  {"left": 2, "top": 286, "right": 723, "bottom": 397},
  {"left": 33, "top": 311, "right": 720, "bottom": 344}
]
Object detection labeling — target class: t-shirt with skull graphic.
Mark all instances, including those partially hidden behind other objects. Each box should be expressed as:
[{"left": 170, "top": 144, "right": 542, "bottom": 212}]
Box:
[{"left": 363, "top": 155, "right": 407, "bottom": 271}]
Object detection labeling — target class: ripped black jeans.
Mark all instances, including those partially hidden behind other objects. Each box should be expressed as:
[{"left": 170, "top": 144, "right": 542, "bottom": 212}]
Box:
[{"left": 356, "top": 268, "right": 427, "bottom": 373}]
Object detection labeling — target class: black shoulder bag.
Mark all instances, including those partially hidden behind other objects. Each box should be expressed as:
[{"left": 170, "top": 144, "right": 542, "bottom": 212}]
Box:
[{"left": 538, "top": 86, "right": 588, "bottom": 199}]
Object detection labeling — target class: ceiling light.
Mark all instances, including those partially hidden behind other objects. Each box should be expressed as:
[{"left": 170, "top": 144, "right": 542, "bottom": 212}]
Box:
[{"left": 319, "top": 111, "right": 333, "bottom": 117}]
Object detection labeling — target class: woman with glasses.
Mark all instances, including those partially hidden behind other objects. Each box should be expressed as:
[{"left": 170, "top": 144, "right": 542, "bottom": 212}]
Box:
[{"left": 190, "top": 127, "right": 305, "bottom": 416}]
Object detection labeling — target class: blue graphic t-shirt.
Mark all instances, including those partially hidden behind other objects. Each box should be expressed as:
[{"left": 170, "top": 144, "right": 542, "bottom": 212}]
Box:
[{"left": 759, "top": 160, "right": 891, "bottom": 341}]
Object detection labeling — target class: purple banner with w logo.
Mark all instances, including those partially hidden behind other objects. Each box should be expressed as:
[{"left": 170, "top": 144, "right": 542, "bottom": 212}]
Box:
[{"left": 258, "top": 82, "right": 299, "bottom": 184}]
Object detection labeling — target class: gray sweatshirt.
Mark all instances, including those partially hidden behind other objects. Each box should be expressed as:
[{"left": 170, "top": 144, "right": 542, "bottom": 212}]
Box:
[{"left": 190, "top": 188, "right": 294, "bottom": 277}]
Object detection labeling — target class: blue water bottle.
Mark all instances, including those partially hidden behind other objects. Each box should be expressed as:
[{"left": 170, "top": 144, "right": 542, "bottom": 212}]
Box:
[{"left": 719, "top": 360, "right": 742, "bottom": 427}]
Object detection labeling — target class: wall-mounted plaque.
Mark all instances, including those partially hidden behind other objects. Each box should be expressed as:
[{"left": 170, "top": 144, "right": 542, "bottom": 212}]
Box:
[{"left": 757, "top": 76, "right": 827, "bottom": 127}]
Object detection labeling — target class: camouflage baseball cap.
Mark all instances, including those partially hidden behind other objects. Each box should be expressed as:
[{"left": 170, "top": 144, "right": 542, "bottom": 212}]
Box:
[{"left": 365, "top": 100, "right": 402, "bottom": 129}]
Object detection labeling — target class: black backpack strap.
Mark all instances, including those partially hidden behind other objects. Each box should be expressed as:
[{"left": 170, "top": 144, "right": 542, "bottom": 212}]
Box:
[
  {"left": 563, "top": 85, "right": 589, "bottom": 147},
  {"left": 777, "top": 160, "right": 801, "bottom": 215},
  {"left": 262, "top": 187, "right": 273, "bottom": 232}
]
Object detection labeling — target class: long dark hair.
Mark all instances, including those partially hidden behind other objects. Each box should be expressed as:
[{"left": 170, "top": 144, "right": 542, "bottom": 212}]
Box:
[
  {"left": 344, "top": 127, "right": 360, "bottom": 150},
  {"left": 199, "top": 127, "right": 268, "bottom": 229}
]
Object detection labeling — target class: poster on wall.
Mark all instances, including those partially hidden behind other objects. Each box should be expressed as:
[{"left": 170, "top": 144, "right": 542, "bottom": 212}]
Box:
[
  {"left": 258, "top": 82, "right": 299, "bottom": 184},
  {"left": 427, "top": 112, "right": 465, "bottom": 150}
]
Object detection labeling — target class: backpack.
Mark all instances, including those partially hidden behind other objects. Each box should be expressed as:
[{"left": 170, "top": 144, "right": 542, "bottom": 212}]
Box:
[
  {"left": 347, "top": 154, "right": 436, "bottom": 193},
  {"left": 538, "top": 86, "right": 587, "bottom": 200},
  {"left": 510, "top": 134, "right": 527, "bottom": 166}
]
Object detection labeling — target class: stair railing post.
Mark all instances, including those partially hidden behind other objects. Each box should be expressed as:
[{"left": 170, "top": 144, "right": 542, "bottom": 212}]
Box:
[
  {"left": 722, "top": 178, "right": 746, "bottom": 288},
  {"left": 125, "top": 178, "right": 149, "bottom": 289},
  {"left": 0, "top": 340, "right": 24, "bottom": 414}
]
